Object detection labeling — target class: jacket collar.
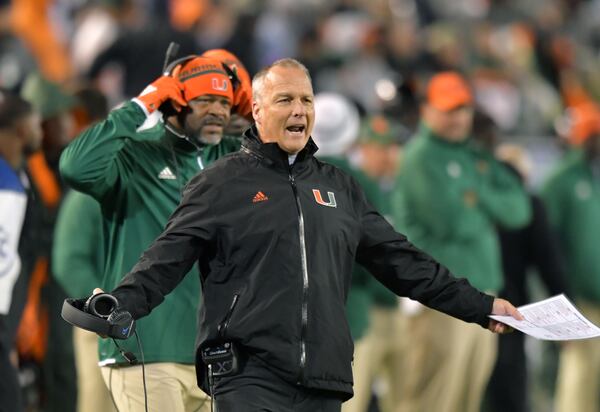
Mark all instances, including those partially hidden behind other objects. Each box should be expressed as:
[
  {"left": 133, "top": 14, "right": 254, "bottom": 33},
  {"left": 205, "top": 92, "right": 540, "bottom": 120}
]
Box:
[
  {"left": 162, "top": 122, "right": 204, "bottom": 154},
  {"left": 240, "top": 124, "right": 319, "bottom": 170},
  {"left": 419, "top": 122, "right": 471, "bottom": 148}
]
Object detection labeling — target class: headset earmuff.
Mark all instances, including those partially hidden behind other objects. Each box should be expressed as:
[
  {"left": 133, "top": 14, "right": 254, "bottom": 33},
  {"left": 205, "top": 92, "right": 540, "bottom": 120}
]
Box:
[
  {"left": 221, "top": 63, "right": 241, "bottom": 92},
  {"left": 84, "top": 293, "right": 118, "bottom": 318}
]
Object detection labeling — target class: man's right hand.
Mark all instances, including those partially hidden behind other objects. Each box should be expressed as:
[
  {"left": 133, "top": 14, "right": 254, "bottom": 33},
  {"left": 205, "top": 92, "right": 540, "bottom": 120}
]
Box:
[{"left": 134, "top": 65, "right": 187, "bottom": 114}]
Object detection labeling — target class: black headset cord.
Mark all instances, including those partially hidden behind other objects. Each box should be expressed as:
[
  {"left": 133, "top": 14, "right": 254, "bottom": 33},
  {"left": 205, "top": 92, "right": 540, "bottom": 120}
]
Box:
[
  {"left": 112, "top": 332, "right": 148, "bottom": 412},
  {"left": 208, "top": 364, "right": 215, "bottom": 412}
]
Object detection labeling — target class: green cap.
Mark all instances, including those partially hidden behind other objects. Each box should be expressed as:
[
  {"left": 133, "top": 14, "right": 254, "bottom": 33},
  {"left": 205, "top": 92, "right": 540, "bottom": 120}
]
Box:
[
  {"left": 20, "top": 72, "right": 77, "bottom": 120},
  {"left": 360, "top": 115, "right": 409, "bottom": 145}
]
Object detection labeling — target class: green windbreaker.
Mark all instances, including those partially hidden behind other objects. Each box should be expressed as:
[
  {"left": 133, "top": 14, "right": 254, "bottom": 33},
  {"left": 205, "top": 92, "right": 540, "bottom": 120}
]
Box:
[
  {"left": 393, "top": 124, "right": 531, "bottom": 292},
  {"left": 53, "top": 190, "right": 104, "bottom": 297},
  {"left": 541, "top": 149, "right": 600, "bottom": 302}
]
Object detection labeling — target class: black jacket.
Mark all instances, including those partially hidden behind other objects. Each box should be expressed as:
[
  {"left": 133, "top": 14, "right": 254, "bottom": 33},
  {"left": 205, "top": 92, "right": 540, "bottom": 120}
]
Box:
[{"left": 112, "top": 126, "right": 494, "bottom": 399}]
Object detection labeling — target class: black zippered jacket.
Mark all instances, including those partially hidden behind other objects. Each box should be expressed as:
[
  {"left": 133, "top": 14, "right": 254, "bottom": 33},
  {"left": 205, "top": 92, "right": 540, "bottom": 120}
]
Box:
[{"left": 111, "top": 126, "right": 495, "bottom": 399}]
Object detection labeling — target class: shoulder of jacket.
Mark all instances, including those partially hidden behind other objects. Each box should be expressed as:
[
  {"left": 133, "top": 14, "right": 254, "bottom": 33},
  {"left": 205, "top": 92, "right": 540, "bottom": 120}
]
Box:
[
  {"left": 404, "top": 136, "right": 437, "bottom": 158},
  {"left": 121, "top": 136, "right": 168, "bottom": 158},
  {"left": 311, "top": 157, "right": 357, "bottom": 184},
  {"left": 187, "top": 151, "right": 247, "bottom": 187}
]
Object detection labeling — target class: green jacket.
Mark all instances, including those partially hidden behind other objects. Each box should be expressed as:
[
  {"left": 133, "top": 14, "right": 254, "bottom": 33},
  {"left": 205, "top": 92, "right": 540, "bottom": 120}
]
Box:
[
  {"left": 541, "top": 149, "right": 600, "bottom": 302},
  {"left": 60, "top": 102, "right": 240, "bottom": 364},
  {"left": 393, "top": 124, "right": 531, "bottom": 292},
  {"left": 53, "top": 190, "right": 103, "bottom": 297}
]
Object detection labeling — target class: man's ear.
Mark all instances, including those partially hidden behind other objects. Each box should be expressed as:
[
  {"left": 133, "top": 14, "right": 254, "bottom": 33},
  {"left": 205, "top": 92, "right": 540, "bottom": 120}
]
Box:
[{"left": 252, "top": 100, "right": 260, "bottom": 124}]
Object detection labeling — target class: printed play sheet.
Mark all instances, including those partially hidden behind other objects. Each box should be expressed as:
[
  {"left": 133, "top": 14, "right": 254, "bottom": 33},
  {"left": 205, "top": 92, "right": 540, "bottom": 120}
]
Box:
[{"left": 489, "top": 294, "right": 600, "bottom": 340}]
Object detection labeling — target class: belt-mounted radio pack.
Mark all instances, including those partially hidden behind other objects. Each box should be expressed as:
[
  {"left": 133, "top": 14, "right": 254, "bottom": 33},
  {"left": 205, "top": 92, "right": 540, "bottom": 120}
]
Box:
[{"left": 201, "top": 341, "right": 239, "bottom": 377}]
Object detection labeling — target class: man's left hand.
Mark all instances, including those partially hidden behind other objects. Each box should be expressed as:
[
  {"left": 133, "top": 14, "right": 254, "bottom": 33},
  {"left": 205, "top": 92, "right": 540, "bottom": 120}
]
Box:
[{"left": 488, "top": 298, "right": 523, "bottom": 334}]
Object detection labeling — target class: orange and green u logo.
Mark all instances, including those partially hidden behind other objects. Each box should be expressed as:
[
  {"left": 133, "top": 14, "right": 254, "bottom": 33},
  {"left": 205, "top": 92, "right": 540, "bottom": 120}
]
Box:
[
  {"left": 312, "top": 189, "right": 337, "bottom": 208},
  {"left": 211, "top": 78, "right": 229, "bottom": 91}
]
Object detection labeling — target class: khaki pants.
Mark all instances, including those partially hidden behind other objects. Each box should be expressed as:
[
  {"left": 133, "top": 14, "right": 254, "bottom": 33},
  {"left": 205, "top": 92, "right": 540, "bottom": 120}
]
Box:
[
  {"left": 400, "top": 307, "right": 497, "bottom": 412},
  {"left": 555, "top": 301, "right": 600, "bottom": 412},
  {"left": 342, "top": 307, "right": 409, "bottom": 412},
  {"left": 101, "top": 362, "right": 210, "bottom": 412},
  {"left": 73, "top": 328, "right": 116, "bottom": 412}
]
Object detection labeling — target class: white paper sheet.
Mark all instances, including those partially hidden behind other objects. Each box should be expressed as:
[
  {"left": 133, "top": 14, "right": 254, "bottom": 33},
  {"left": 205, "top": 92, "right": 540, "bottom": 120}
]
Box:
[{"left": 489, "top": 294, "right": 600, "bottom": 341}]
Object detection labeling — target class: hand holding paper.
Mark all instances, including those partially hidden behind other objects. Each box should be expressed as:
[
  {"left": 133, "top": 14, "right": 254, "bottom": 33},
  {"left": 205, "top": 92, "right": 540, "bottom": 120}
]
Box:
[
  {"left": 488, "top": 298, "right": 523, "bottom": 334},
  {"left": 489, "top": 294, "right": 600, "bottom": 340}
]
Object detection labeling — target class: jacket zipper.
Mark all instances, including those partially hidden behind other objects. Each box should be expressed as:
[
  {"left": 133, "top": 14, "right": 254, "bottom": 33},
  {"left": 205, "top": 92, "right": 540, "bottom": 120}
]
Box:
[
  {"left": 289, "top": 171, "right": 309, "bottom": 384},
  {"left": 218, "top": 293, "right": 240, "bottom": 339},
  {"left": 197, "top": 151, "right": 204, "bottom": 170}
]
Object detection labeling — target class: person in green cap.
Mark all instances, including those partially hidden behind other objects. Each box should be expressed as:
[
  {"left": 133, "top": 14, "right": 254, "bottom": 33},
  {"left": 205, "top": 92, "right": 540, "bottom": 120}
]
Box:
[
  {"left": 393, "top": 71, "right": 531, "bottom": 412},
  {"left": 21, "top": 72, "right": 77, "bottom": 172},
  {"left": 312, "top": 93, "right": 412, "bottom": 412},
  {"left": 310, "top": 92, "right": 374, "bottom": 344},
  {"left": 52, "top": 87, "right": 116, "bottom": 412},
  {"left": 345, "top": 114, "right": 412, "bottom": 412},
  {"left": 60, "top": 55, "right": 245, "bottom": 412},
  {"left": 20, "top": 71, "right": 79, "bottom": 412},
  {"left": 542, "top": 103, "right": 600, "bottom": 412}
]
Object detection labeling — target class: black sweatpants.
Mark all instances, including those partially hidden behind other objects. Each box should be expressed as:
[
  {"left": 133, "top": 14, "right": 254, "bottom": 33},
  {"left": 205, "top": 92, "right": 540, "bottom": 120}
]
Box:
[
  {"left": 487, "top": 331, "right": 528, "bottom": 412},
  {"left": 212, "top": 356, "right": 343, "bottom": 412}
]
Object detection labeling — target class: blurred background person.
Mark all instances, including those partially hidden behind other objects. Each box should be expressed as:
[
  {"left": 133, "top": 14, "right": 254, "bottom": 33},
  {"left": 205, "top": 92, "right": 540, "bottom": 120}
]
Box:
[
  {"left": 542, "top": 102, "right": 600, "bottom": 412},
  {"left": 19, "top": 72, "right": 78, "bottom": 412},
  {"left": 312, "top": 93, "right": 384, "bottom": 412},
  {"left": 393, "top": 71, "right": 531, "bottom": 412},
  {"left": 343, "top": 114, "right": 410, "bottom": 412},
  {"left": 51, "top": 86, "right": 115, "bottom": 412},
  {"left": 0, "top": 90, "right": 42, "bottom": 412},
  {"left": 472, "top": 111, "right": 569, "bottom": 412}
]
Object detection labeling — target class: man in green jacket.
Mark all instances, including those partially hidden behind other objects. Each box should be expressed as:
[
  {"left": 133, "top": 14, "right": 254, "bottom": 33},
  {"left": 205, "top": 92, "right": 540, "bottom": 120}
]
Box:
[
  {"left": 542, "top": 103, "right": 600, "bottom": 412},
  {"left": 60, "top": 55, "right": 240, "bottom": 412},
  {"left": 393, "top": 72, "right": 531, "bottom": 412},
  {"left": 349, "top": 116, "right": 410, "bottom": 412}
]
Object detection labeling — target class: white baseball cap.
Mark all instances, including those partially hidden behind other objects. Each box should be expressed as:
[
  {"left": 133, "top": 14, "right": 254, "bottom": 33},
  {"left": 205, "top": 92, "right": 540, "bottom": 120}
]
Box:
[{"left": 312, "top": 92, "right": 360, "bottom": 157}]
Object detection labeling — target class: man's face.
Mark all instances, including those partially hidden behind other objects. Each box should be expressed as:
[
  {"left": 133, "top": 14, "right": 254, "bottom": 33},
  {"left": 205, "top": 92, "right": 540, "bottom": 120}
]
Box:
[
  {"left": 252, "top": 66, "right": 315, "bottom": 154},
  {"left": 21, "top": 111, "right": 43, "bottom": 155},
  {"left": 423, "top": 104, "right": 474, "bottom": 142},
  {"left": 359, "top": 142, "right": 389, "bottom": 178},
  {"left": 42, "top": 111, "right": 76, "bottom": 164},
  {"left": 182, "top": 94, "right": 232, "bottom": 145}
]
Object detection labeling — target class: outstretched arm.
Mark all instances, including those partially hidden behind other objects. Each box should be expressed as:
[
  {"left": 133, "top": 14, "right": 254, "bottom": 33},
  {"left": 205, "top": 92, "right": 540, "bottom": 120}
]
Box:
[
  {"left": 110, "top": 173, "right": 215, "bottom": 319},
  {"left": 355, "top": 177, "right": 521, "bottom": 331}
]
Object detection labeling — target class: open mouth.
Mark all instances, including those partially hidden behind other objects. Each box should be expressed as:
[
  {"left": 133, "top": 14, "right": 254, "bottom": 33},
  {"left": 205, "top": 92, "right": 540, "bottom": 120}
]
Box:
[{"left": 286, "top": 125, "right": 306, "bottom": 134}]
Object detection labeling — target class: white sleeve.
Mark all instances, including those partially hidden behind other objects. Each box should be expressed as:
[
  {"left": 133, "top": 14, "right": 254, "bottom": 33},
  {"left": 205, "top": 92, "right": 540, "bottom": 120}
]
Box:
[{"left": 0, "top": 189, "right": 27, "bottom": 314}]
